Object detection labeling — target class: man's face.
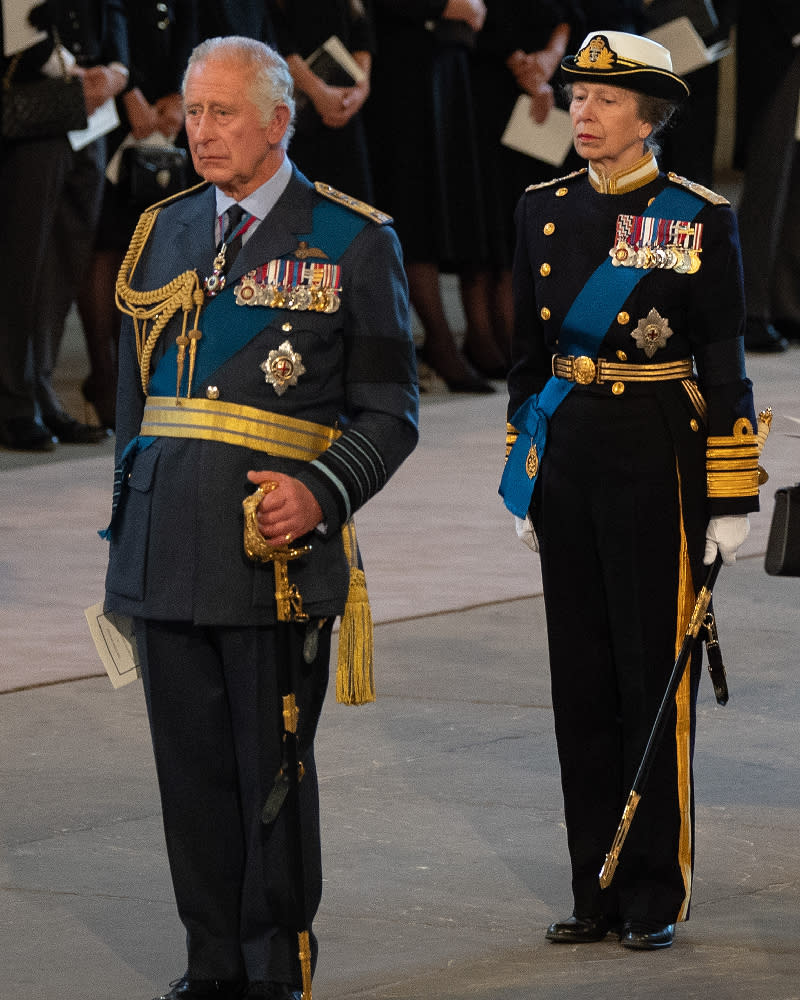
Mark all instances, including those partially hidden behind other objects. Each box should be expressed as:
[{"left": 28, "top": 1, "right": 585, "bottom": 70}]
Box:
[{"left": 184, "top": 55, "right": 288, "bottom": 200}]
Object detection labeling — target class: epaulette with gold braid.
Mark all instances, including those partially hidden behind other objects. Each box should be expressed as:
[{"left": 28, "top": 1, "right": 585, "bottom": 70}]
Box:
[
  {"left": 667, "top": 172, "right": 729, "bottom": 206},
  {"left": 526, "top": 168, "right": 587, "bottom": 193},
  {"left": 314, "top": 181, "right": 392, "bottom": 225},
  {"left": 115, "top": 201, "right": 205, "bottom": 396}
]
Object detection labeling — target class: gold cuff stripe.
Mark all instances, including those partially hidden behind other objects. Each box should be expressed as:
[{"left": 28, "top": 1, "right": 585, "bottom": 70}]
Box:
[
  {"left": 141, "top": 396, "right": 340, "bottom": 459},
  {"left": 707, "top": 458, "right": 759, "bottom": 471},
  {"left": 707, "top": 470, "right": 760, "bottom": 497}
]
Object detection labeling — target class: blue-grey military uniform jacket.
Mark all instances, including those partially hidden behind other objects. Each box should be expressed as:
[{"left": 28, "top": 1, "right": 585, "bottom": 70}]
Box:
[{"left": 105, "top": 166, "right": 419, "bottom": 624}]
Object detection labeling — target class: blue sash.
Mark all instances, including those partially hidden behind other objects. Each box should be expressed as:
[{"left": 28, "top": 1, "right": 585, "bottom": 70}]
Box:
[
  {"left": 149, "top": 198, "right": 367, "bottom": 397},
  {"left": 101, "top": 197, "right": 367, "bottom": 540},
  {"left": 499, "top": 184, "right": 705, "bottom": 518}
]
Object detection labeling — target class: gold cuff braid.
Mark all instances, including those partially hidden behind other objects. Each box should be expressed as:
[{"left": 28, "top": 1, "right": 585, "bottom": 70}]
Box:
[
  {"left": 706, "top": 416, "right": 761, "bottom": 498},
  {"left": 505, "top": 422, "right": 518, "bottom": 462}
]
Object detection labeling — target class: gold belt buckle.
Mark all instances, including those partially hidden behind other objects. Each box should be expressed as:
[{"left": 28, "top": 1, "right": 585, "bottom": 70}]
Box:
[{"left": 572, "top": 355, "right": 597, "bottom": 385}]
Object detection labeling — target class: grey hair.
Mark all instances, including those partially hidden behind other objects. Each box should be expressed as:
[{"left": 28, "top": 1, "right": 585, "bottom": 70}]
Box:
[{"left": 182, "top": 36, "right": 296, "bottom": 146}]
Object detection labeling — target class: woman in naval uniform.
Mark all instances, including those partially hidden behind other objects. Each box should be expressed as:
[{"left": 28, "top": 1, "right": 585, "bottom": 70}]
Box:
[{"left": 501, "top": 31, "right": 764, "bottom": 951}]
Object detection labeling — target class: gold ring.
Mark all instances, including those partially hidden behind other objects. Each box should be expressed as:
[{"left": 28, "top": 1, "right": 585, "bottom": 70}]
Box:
[{"left": 285, "top": 532, "right": 292, "bottom": 543}]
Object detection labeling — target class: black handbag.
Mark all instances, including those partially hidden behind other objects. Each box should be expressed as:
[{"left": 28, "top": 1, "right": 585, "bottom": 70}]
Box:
[
  {"left": 1, "top": 47, "right": 88, "bottom": 140},
  {"left": 118, "top": 143, "right": 188, "bottom": 211},
  {"left": 764, "top": 483, "right": 800, "bottom": 576}
]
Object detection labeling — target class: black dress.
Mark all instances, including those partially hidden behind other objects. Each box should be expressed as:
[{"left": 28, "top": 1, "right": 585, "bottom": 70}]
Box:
[
  {"left": 366, "top": 0, "right": 488, "bottom": 270},
  {"left": 270, "top": 0, "right": 376, "bottom": 203},
  {"left": 469, "top": 0, "right": 584, "bottom": 266}
]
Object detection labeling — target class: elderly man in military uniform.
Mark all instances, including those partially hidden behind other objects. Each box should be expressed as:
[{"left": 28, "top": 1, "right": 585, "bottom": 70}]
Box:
[{"left": 103, "top": 36, "right": 418, "bottom": 1000}]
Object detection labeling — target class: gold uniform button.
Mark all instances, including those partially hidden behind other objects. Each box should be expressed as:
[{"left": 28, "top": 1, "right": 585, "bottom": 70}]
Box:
[
  {"left": 690, "top": 418, "right": 699, "bottom": 432},
  {"left": 617, "top": 312, "right": 630, "bottom": 326},
  {"left": 611, "top": 381, "right": 625, "bottom": 395},
  {"left": 206, "top": 385, "right": 220, "bottom": 400},
  {"left": 540, "top": 307, "right": 551, "bottom": 321},
  {"left": 556, "top": 187, "right": 568, "bottom": 197},
  {"left": 616, "top": 349, "right": 628, "bottom": 361},
  {"left": 543, "top": 222, "right": 555, "bottom": 235},
  {"left": 540, "top": 262, "right": 551, "bottom": 276},
  {"left": 282, "top": 322, "right": 293, "bottom": 332}
]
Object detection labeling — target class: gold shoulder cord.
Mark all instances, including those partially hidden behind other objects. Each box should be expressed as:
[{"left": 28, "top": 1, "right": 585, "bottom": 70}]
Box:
[{"left": 115, "top": 208, "right": 206, "bottom": 398}]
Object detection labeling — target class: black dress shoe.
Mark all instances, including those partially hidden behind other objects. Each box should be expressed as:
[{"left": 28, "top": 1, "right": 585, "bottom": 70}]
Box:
[
  {"left": 0, "top": 416, "right": 58, "bottom": 452},
  {"left": 545, "top": 913, "right": 619, "bottom": 943},
  {"left": 153, "top": 975, "right": 246, "bottom": 1000},
  {"left": 620, "top": 919, "right": 675, "bottom": 950},
  {"left": 743, "top": 318, "right": 789, "bottom": 353},
  {"left": 42, "top": 411, "right": 110, "bottom": 444}
]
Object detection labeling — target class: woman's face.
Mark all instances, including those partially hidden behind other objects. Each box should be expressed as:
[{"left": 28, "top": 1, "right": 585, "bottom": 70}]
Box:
[{"left": 569, "top": 82, "right": 653, "bottom": 174}]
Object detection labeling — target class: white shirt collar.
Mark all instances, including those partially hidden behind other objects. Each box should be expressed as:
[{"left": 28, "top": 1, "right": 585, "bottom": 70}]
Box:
[{"left": 214, "top": 155, "right": 293, "bottom": 233}]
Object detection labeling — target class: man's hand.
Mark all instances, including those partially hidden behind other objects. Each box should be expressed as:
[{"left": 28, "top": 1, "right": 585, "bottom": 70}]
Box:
[{"left": 247, "top": 470, "right": 323, "bottom": 546}]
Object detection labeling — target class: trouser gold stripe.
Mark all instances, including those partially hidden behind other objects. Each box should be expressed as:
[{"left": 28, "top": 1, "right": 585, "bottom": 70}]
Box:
[{"left": 675, "top": 463, "right": 695, "bottom": 921}]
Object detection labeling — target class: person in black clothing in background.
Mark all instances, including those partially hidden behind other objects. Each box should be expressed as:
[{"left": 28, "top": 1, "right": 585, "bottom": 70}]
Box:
[
  {"left": 366, "top": 0, "right": 496, "bottom": 394},
  {"left": 75, "top": 0, "right": 197, "bottom": 431},
  {"left": 734, "top": 0, "right": 800, "bottom": 351},
  {"left": 269, "top": 0, "right": 376, "bottom": 204},
  {"left": 466, "top": 0, "right": 583, "bottom": 379},
  {"left": 0, "top": 0, "right": 128, "bottom": 451}
]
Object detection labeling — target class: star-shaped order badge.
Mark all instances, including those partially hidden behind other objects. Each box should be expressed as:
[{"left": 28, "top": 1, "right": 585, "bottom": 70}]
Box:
[
  {"left": 260, "top": 340, "right": 306, "bottom": 395},
  {"left": 631, "top": 308, "right": 674, "bottom": 358}
]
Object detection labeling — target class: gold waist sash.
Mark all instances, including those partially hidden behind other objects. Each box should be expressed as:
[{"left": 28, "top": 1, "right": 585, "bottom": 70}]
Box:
[
  {"left": 552, "top": 355, "right": 694, "bottom": 385},
  {"left": 141, "top": 396, "right": 341, "bottom": 459}
]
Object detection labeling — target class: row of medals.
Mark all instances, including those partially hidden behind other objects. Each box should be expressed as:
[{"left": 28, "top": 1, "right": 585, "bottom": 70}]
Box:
[
  {"left": 609, "top": 238, "right": 701, "bottom": 273},
  {"left": 235, "top": 276, "right": 341, "bottom": 313}
]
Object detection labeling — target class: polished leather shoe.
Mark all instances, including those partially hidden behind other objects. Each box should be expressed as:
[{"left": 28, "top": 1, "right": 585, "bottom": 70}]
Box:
[
  {"left": 545, "top": 913, "right": 618, "bottom": 943},
  {"left": 743, "top": 318, "right": 789, "bottom": 353},
  {"left": 0, "top": 416, "right": 58, "bottom": 452},
  {"left": 620, "top": 919, "right": 675, "bottom": 950},
  {"left": 153, "top": 975, "right": 246, "bottom": 1000},
  {"left": 43, "top": 411, "right": 110, "bottom": 444},
  {"left": 244, "top": 983, "right": 301, "bottom": 999}
]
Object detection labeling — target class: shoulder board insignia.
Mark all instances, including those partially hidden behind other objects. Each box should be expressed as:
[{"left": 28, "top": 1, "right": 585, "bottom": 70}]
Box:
[
  {"left": 314, "top": 181, "right": 393, "bottom": 224},
  {"left": 666, "top": 172, "right": 729, "bottom": 206},
  {"left": 138, "top": 180, "right": 210, "bottom": 214},
  {"left": 525, "top": 168, "right": 587, "bottom": 193}
]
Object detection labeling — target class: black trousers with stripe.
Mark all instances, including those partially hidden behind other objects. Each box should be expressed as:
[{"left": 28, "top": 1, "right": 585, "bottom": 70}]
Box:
[
  {"left": 535, "top": 386, "right": 705, "bottom": 924},
  {"left": 135, "top": 617, "right": 331, "bottom": 984}
]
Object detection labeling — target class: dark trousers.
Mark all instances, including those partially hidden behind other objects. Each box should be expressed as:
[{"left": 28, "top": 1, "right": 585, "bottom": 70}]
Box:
[
  {"left": 135, "top": 618, "right": 331, "bottom": 984},
  {"left": 738, "top": 50, "right": 800, "bottom": 324},
  {"left": 536, "top": 389, "right": 704, "bottom": 924},
  {"left": 0, "top": 134, "right": 104, "bottom": 423}
]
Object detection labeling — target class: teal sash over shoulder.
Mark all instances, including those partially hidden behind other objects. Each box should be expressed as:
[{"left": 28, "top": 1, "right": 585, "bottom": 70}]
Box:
[
  {"left": 499, "top": 184, "right": 705, "bottom": 518},
  {"left": 101, "top": 198, "right": 368, "bottom": 540}
]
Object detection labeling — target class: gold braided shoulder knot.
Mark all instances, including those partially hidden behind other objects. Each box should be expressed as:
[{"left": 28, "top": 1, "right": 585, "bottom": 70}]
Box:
[{"left": 115, "top": 208, "right": 205, "bottom": 397}]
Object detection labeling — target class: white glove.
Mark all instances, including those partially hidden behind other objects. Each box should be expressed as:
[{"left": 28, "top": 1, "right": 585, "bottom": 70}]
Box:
[
  {"left": 514, "top": 514, "right": 539, "bottom": 552},
  {"left": 704, "top": 514, "right": 750, "bottom": 566}
]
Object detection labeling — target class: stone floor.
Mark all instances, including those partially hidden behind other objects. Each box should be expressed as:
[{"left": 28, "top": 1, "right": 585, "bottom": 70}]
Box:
[{"left": 1, "top": 294, "right": 799, "bottom": 1000}]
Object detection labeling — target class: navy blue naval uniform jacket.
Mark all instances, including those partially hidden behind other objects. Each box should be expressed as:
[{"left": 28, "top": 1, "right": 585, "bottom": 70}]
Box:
[
  {"left": 105, "top": 166, "right": 419, "bottom": 624},
  {"left": 508, "top": 167, "right": 759, "bottom": 528}
]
